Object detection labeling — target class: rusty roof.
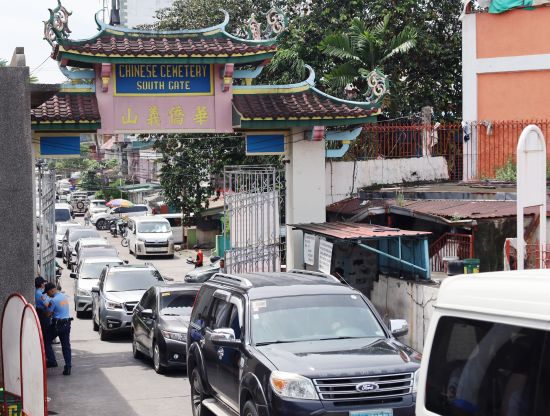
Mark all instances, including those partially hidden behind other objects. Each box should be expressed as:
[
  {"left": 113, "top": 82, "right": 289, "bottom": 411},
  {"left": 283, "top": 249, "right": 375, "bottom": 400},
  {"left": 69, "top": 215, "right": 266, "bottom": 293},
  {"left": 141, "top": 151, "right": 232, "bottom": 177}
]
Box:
[
  {"left": 292, "top": 222, "right": 431, "bottom": 241},
  {"left": 233, "top": 91, "right": 377, "bottom": 121},
  {"left": 326, "top": 198, "right": 386, "bottom": 216}
]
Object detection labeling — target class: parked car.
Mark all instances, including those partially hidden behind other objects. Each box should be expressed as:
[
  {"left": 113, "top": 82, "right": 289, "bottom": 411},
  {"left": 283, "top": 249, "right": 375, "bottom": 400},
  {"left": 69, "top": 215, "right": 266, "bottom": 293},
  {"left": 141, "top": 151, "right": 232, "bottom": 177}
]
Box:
[
  {"left": 132, "top": 284, "right": 200, "bottom": 373},
  {"left": 88, "top": 199, "right": 108, "bottom": 216},
  {"left": 92, "top": 205, "right": 149, "bottom": 230},
  {"left": 70, "top": 237, "right": 111, "bottom": 269},
  {"left": 70, "top": 191, "right": 90, "bottom": 215},
  {"left": 91, "top": 264, "right": 165, "bottom": 340},
  {"left": 55, "top": 222, "right": 80, "bottom": 257},
  {"left": 187, "top": 270, "right": 420, "bottom": 416},
  {"left": 70, "top": 256, "right": 124, "bottom": 318},
  {"left": 74, "top": 247, "right": 121, "bottom": 274},
  {"left": 127, "top": 216, "right": 174, "bottom": 259},
  {"left": 61, "top": 227, "right": 101, "bottom": 265},
  {"left": 184, "top": 259, "right": 221, "bottom": 284},
  {"left": 55, "top": 203, "right": 74, "bottom": 222},
  {"left": 416, "top": 269, "right": 550, "bottom": 416}
]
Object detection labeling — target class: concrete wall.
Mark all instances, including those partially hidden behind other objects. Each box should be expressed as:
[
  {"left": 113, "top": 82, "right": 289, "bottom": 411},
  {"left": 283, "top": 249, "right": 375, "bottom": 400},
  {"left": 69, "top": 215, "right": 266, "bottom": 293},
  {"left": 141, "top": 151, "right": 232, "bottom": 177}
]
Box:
[
  {"left": 370, "top": 276, "right": 440, "bottom": 352},
  {"left": 326, "top": 157, "right": 449, "bottom": 204},
  {"left": 332, "top": 243, "right": 378, "bottom": 296}
]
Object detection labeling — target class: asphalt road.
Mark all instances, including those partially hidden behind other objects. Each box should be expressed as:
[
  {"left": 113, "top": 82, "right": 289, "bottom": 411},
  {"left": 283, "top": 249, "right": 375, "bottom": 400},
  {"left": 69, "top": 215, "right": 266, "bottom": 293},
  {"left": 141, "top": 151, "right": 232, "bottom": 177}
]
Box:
[{"left": 46, "top": 220, "right": 204, "bottom": 416}]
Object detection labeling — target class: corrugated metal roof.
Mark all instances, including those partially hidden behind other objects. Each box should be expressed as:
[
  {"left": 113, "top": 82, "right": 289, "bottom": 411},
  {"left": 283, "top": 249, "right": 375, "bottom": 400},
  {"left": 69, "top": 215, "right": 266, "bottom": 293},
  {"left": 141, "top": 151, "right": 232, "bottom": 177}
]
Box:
[
  {"left": 292, "top": 222, "right": 431, "bottom": 241},
  {"left": 326, "top": 198, "right": 385, "bottom": 216}
]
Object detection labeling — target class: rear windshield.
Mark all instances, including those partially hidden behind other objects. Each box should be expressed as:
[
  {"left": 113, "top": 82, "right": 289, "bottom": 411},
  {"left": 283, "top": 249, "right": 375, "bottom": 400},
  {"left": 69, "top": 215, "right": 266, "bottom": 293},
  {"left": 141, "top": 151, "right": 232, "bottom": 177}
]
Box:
[
  {"left": 80, "top": 248, "right": 117, "bottom": 258},
  {"left": 69, "top": 229, "right": 100, "bottom": 243},
  {"left": 160, "top": 291, "right": 196, "bottom": 317},
  {"left": 80, "top": 262, "right": 122, "bottom": 279},
  {"left": 105, "top": 270, "right": 163, "bottom": 292},
  {"left": 425, "top": 316, "right": 550, "bottom": 416},
  {"left": 55, "top": 209, "right": 71, "bottom": 222}
]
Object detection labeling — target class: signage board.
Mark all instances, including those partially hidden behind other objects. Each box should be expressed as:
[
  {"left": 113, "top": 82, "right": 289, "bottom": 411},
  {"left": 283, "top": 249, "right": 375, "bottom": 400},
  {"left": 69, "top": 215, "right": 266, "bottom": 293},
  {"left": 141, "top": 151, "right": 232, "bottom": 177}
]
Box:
[
  {"left": 39, "top": 136, "right": 80, "bottom": 156},
  {"left": 246, "top": 133, "right": 285, "bottom": 155},
  {"left": 318, "top": 239, "right": 333, "bottom": 274},
  {"left": 114, "top": 64, "right": 213, "bottom": 96},
  {"left": 303, "top": 233, "right": 316, "bottom": 266}
]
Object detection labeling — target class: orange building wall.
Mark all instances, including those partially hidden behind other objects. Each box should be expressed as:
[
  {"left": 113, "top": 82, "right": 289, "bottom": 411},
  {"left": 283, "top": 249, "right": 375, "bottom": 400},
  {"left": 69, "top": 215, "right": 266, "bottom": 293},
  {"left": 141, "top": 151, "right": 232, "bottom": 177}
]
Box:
[{"left": 477, "top": 7, "right": 550, "bottom": 58}]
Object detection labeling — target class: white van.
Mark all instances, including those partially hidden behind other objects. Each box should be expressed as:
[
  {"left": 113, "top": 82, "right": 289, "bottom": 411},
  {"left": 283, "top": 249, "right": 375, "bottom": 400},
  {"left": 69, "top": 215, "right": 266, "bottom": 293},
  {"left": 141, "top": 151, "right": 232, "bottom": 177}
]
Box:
[
  {"left": 55, "top": 203, "right": 74, "bottom": 222},
  {"left": 127, "top": 216, "right": 174, "bottom": 258},
  {"left": 159, "top": 213, "right": 184, "bottom": 244},
  {"left": 416, "top": 270, "right": 550, "bottom": 416}
]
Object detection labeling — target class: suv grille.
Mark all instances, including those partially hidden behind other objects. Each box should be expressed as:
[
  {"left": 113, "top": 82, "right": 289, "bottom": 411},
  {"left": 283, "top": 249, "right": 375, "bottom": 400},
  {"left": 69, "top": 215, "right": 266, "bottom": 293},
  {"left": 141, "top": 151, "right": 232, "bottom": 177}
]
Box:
[
  {"left": 313, "top": 373, "right": 413, "bottom": 406},
  {"left": 145, "top": 242, "right": 168, "bottom": 247},
  {"left": 124, "top": 302, "right": 138, "bottom": 313}
]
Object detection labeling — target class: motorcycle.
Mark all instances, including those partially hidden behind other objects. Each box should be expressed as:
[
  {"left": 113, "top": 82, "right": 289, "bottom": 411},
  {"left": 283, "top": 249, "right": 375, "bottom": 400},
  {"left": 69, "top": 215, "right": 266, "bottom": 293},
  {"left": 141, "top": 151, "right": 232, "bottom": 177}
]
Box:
[{"left": 108, "top": 218, "right": 119, "bottom": 237}]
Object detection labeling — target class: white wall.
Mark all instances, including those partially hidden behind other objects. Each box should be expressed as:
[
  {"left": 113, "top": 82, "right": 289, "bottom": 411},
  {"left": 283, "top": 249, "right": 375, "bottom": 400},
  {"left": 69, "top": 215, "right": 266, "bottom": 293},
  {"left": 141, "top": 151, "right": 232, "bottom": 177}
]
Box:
[
  {"left": 120, "top": 0, "right": 175, "bottom": 27},
  {"left": 370, "top": 276, "right": 440, "bottom": 351},
  {"left": 326, "top": 157, "right": 449, "bottom": 204}
]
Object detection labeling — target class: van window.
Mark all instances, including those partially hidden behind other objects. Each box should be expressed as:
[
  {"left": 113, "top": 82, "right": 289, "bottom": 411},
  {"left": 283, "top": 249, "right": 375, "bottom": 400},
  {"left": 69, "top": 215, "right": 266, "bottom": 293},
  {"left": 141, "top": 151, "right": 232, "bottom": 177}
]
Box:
[
  {"left": 55, "top": 208, "right": 71, "bottom": 222},
  {"left": 167, "top": 217, "right": 182, "bottom": 227},
  {"left": 425, "top": 316, "right": 548, "bottom": 416},
  {"left": 130, "top": 206, "right": 148, "bottom": 213}
]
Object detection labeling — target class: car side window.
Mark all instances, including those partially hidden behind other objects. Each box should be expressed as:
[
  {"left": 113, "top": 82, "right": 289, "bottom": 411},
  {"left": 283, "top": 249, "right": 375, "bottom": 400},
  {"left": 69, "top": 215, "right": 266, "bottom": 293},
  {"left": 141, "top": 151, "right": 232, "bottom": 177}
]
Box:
[
  {"left": 208, "top": 298, "right": 231, "bottom": 331},
  {"left": 227, "top": 304, "right": 242, "bottom": 340},
  {"left": 190, "top": 287, "right": 214, "bottom": 332},
  {"left": 140, "top": 288, "right": 155, "bottom": 310}
]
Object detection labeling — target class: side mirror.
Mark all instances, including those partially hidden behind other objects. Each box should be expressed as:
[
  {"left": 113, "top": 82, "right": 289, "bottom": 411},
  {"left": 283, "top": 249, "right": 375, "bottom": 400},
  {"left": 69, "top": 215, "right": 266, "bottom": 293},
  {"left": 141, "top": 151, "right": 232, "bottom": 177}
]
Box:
[
  {"left": 141, "top": 309, "right": 156, "bottom": 319},
  {"left": 389, "top": 319, "right": 409, "bottom": 338},
  {"left": 91, "top": 286, "right": 100, "bottom": 293},
  {"left": 70, "top": 273, "right": 77, "bottom": 279},
  {"left": 211, "top": 328, "right": 241, "bottom": 348},
  {"left": 124, "top": 260, "right": 129, "bottom": 264}
]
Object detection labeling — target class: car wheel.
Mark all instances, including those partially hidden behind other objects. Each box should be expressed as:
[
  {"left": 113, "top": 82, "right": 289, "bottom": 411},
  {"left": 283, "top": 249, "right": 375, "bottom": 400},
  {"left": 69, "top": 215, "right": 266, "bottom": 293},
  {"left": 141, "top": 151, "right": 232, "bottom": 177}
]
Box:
[
  {"left": 132, "top": 335, "right": 144, "bottom": 359},
  {"left": 96, "top": 219, "right": 106, "bottom": 230},
  {"left": 62, "top": 254, "right": 67, "bottom": 264},
  {"left": 243, "top": 401, "right": 259, "bottom": 416},
  {"left": 190, "top": 368, "right": 209, "bottom": 416},
  {"left": 153, "top": 341, "right": 164, "bottom": 374},
  {"left": 134, "top": 247, "right": 140, "bottom": 259},
  {"left": 76, "top": 310, "right": 85, "bottom": 319},
  {"left": 99, "top": 323, "right": 109, "bottom": 341},
  {"left": 92, "top": 315, "right": 99, "bottom": 331}
]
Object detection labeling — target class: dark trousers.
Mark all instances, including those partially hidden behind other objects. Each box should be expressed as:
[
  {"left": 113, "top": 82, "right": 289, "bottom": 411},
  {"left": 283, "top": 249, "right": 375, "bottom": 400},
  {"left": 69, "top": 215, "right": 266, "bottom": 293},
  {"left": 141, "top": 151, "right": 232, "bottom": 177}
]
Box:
[
  {"left": 38, "top": 312, "right": 56, "bottom": 365},
  {"left": 52, "top": 320, "right": 72, "bottom": 368}
]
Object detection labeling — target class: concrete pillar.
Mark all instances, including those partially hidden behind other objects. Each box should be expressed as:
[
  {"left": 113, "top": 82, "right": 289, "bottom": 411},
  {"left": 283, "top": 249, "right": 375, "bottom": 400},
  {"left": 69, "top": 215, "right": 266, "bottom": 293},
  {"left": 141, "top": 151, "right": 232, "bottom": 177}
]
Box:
[
  {"left": 0, "top": 49, "right": 34, "bottom": 377},
  {"left": 285, "top": 128, "right": 326, "bottom": 269}
]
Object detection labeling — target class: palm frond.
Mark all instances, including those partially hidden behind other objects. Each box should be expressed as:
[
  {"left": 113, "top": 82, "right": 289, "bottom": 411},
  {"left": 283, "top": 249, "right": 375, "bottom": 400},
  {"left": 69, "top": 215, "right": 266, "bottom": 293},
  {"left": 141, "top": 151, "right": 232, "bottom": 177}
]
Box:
[
  {"left": 266, "top": 49, "right": 306, "bottom": 80},
  {"left": 372, "top": 14, "right": 390, "bottom": 36},
  {"left": 320, "top": 33, "right": 359, "bottom": 61},
  {"left": 324, "top": 62, "right": 359, "bottom": 90},
  {"left": 382, "top": 26, "right": 417, "bottom": 62}
]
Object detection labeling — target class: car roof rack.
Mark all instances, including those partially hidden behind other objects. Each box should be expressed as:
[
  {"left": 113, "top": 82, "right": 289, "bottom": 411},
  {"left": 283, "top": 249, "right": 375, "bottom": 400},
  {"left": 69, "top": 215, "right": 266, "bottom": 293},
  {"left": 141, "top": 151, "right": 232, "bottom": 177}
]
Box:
[
  {"left": 211, "top": 273, "right": 253, "bottom": 288},
  {"left": 287, "top": 269, "right": 341, "bottom": 283}
]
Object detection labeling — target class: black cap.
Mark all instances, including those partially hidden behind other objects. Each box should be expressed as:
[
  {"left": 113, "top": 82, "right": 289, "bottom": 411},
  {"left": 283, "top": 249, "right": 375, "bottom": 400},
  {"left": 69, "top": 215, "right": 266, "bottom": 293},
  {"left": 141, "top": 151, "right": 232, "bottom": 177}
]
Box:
[
  {"left": 35, "top": 276, "right": 46, "bottom": 288},
  {"left": 43, "top": 282, "right": 56, "bottom": 294}
]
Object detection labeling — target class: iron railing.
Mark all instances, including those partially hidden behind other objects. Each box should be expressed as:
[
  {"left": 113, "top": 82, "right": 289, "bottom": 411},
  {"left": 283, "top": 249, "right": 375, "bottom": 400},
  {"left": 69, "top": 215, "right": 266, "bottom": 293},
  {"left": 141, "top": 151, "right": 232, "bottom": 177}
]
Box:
[{"left": 429, "top": 233, "right": 474, "bottom": 273}]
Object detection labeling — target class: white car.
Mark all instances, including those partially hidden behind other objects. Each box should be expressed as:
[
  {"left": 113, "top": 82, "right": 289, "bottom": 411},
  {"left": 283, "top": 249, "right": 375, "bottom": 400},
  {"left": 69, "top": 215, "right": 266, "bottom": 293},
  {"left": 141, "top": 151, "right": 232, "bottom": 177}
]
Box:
[
  {"left": 89, "top": 199, "right": 108, "bottom": 215},
  {"left": 55, "top": 222, "right": 81, "bottom": 256},
  {"left": 92, "top": 205, "right": 149, "bottom": 230}
]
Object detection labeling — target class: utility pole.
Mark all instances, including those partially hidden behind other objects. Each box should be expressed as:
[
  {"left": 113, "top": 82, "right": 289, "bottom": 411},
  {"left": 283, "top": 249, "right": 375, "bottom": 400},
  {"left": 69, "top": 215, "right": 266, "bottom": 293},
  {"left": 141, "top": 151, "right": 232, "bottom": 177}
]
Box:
[{"left": 421, "top": 106, "right": 433, "bottom": 157}]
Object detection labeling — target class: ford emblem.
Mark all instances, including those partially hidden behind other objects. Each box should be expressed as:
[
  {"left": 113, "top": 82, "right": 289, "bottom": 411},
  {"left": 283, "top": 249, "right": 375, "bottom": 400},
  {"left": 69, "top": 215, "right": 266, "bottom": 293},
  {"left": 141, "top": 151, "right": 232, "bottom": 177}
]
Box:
[{"left": 356, "top": 382, "right": 379, "bottom": 392}]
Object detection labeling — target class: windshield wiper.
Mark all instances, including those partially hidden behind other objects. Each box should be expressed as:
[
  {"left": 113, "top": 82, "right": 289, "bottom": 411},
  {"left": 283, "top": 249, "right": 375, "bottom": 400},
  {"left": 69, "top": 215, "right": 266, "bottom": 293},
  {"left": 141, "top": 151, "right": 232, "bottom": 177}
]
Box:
[
  {"left": 161, "top": 313, "right": 181, "bottom": 316},
  {"left": 255, "top": 339, "right": 303, "bottom": 346},
  {"left": 318, "top": 336, "right": 363, "bottom": 341}
]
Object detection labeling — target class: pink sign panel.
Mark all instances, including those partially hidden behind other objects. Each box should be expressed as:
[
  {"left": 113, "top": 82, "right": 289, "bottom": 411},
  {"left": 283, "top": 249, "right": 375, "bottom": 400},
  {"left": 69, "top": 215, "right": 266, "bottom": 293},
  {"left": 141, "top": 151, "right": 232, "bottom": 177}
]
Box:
[{"left": 97, "top": 63, "right": 234, "bottom": 134}]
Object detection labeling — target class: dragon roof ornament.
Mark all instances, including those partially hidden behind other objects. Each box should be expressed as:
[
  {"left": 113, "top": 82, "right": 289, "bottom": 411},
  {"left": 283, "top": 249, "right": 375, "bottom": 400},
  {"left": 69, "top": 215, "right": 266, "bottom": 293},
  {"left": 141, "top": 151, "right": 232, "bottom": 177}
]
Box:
[
  {"left": 247, "top": 8, "right": 288, "bottom": 41},
  {"left": 44, "top": 0, "right": 72, "bottom": 46}
]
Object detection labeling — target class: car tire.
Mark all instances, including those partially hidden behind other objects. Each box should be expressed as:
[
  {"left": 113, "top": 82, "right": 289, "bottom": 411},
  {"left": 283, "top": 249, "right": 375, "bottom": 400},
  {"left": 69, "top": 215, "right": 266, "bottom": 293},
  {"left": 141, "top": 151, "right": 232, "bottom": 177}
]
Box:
[
  {"left": 190, "top": 368, "right": 210, "bottom": 416},
  {"left": 132, "top": 335, "right": 144, "bottom": 359},
  {"left": 167, "top": 254, "right": 175, "bottom": 259},
  {"left": 76, "top": 310, "right": 85, "bottom": 319},
  {"left": 96, "top": 219, "right": 106, "bottom": 230},
  {"left": 99, "top": 323, "right": 109, "bottom": 341},
  {"left": 153, "top": 341, "right": 165, "bottom": 374},
  {"left": 243, "top": 401, "right": 259, "bottom": 416},
  {"left": 92, "top": 315, "right": 99, "bottom": 331}
]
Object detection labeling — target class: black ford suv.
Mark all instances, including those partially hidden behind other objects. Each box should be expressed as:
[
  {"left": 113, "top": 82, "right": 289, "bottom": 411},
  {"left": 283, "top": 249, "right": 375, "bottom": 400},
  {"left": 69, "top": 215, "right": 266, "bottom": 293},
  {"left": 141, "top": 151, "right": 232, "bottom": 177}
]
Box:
[{"left": 187, "top": 271, "right": 421, "bottom": 416}]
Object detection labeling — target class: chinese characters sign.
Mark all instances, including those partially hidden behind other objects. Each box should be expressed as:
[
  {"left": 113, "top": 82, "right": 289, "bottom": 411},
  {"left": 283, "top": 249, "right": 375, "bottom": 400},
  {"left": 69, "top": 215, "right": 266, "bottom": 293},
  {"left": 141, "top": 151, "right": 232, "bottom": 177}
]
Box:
[{"left": 114, "top": 64, "right": 213, "bottom": 96}]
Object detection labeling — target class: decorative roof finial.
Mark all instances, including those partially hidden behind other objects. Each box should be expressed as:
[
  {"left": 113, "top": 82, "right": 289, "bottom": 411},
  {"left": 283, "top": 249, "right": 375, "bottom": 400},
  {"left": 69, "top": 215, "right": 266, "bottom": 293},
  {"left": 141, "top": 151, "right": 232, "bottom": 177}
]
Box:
[
  {"left": 247, "top": 8, "right": 287, "bottom": 41},
  {"left": 44, "top": 0, "right": 72, "bottom": 47},
  {"left": 364, "top": 69, "right": 387, "bottom": 103}
]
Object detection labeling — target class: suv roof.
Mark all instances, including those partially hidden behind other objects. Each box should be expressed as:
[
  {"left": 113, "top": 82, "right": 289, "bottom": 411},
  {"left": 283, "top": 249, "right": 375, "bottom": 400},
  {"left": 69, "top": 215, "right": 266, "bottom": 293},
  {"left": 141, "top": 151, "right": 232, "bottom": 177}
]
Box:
[
  {"left": 208, "top": 271, "right": 351, "bottom": 299},
  {"left": 107, "top": 264, "right": 158, "bottom": 273},
  {"left": 81, "top": 256, "right": 123, "bottom": 264}
]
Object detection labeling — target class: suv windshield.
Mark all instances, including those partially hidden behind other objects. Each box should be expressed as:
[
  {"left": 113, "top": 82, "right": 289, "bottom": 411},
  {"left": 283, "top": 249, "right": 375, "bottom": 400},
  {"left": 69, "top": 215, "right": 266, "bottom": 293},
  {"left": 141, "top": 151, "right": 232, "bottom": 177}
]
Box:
[
  {"left": 80, "top": 262, "right": 122, "bottom": 279},
  {"left": 69, "top": 229, "right": 100, "bottom": 243},
  {"left": 91, "top": 201, "right": 105, "bottom": 207},
  {"left": 105, "top": 270, "right": 163, "bottom": 292},
  {"left": 252, "top": 294, "right": 386, "bottom": 345},
  {"left": 55, "top": 209, "right": 71, "bottom": 222},
  {"left": 138, "top": 222, "right": 170, "bottom": 233},
  {"left": 160, "top": 291, "right": 195, "bottom": 316}
]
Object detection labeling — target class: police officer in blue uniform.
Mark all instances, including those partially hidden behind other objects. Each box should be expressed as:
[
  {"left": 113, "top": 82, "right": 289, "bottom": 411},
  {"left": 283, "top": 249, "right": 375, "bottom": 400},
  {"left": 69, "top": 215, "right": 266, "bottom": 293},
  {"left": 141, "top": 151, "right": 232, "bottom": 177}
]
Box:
[
  {"left": 44, "top": 282, "right": 72, "bottom": 375},
  {"left": 35, "top": 277, "right": 57, "bottom": 367}
]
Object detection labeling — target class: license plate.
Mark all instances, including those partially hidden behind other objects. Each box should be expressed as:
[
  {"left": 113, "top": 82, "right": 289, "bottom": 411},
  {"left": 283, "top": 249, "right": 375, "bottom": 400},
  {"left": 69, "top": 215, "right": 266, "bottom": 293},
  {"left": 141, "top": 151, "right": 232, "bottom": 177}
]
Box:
[
  {"left": 350, "top": 410, "right": 393, "bottom": 416},
  {"left": 147, "top": 247, "right": 166, "bottom": 252}
]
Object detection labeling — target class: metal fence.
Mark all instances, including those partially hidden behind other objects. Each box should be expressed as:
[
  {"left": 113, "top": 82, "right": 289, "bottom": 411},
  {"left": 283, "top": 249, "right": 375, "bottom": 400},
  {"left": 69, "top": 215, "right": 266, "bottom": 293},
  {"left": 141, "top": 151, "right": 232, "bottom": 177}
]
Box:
[
  {"left": 429, "top": 233, "right": 474, "bottom": 273},
  {"left": 223, "top": 166, "right": 284, "bottom": 274},
  {"left": 347, "top": 120, "right": 550, "bottom": 181},
  {"left": 37, "top": 168, "right": 57, "bottom": 283}
]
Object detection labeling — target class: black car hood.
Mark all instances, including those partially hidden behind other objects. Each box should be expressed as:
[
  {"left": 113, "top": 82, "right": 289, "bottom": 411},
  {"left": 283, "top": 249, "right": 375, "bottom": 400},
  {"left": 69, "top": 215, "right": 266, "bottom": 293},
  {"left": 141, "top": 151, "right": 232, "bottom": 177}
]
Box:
[
  {"left": 256, "top": 338, "right": 420, "bottom": 378},
  {"left": 159, "top": 315, "right": 190, "bottom": 333}
]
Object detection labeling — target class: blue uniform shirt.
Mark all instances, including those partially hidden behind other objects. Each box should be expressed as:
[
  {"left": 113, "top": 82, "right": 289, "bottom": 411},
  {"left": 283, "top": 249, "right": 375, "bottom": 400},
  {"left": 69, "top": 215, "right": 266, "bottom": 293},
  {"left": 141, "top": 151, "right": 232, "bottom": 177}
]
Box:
[
  {"left": 47, "top": 292, "right": 71, "bottom": 319},
  {"left": 35, "top": 288, "right": 50, "bottom": 311}
]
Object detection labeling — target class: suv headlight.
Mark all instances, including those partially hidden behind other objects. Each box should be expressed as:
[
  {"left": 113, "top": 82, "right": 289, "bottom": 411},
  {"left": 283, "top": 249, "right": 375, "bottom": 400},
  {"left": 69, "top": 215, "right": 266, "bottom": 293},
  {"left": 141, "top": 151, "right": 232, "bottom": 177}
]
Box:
[
  {"left": 77, "top": 288, "right": 91, "bottom": 297},
  {"left": 270, "top": 371, "right": 318, "bottom": 400},
  {"left": 105, "top": 300, "right": 123, "bottom": 310},
  {"left": 161, "top": 330, "right": 186, "bottom": 342},
  {"left": 412, "top": 369, "right": 420, "bottom": 393}
]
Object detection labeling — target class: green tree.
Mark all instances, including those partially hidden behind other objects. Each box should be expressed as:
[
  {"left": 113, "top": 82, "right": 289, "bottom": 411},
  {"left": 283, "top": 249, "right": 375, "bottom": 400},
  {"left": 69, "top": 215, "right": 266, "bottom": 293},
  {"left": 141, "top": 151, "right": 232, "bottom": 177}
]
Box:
[{"left": 320, "top": 14, "right": 417, "bottom": 92}]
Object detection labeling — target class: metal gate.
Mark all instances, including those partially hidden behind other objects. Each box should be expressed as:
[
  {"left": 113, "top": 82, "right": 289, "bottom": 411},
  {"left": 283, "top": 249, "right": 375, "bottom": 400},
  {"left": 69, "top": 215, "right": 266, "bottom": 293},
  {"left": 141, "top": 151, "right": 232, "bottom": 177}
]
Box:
[
  {"left": 223, "top": 166, "right": 283, "bottom": 274},
  {"left": 37, "top": 167, "right": 56, "bottom": 283}
]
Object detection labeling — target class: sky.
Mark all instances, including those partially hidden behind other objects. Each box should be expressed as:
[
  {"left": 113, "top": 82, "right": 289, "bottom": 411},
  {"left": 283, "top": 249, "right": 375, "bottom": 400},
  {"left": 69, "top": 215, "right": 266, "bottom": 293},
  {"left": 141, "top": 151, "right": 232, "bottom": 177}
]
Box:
[{"left": 1, "top": 0, "right": 103, "bottom": 83}]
